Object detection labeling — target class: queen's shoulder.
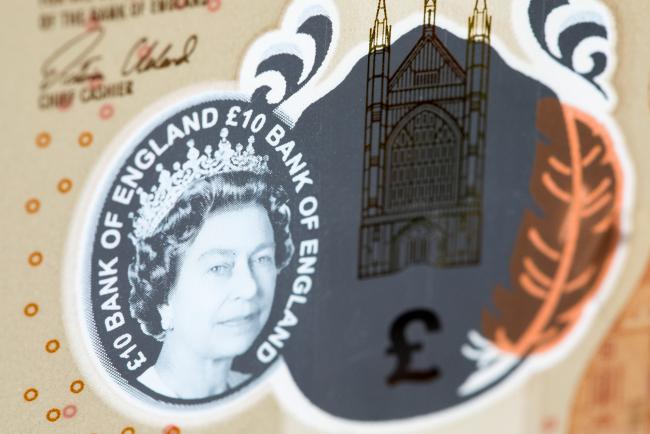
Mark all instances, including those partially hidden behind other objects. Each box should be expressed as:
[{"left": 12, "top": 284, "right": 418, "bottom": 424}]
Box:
[
  {"left": 137, "top": 366, "right": 178, "bottom": 398},
  {"left": 137, "top": 366, "right": 157, "bottom": 383}
]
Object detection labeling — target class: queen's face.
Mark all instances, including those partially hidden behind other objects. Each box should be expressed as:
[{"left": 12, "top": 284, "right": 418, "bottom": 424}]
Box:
[{"left": 167, "top": 203, "right": 277, "bottom": 360}]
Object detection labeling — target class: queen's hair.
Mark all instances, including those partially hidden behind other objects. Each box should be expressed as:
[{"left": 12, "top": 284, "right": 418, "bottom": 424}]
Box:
[{"left": 128, "top": 171, "right": 294, "bottom": 341}]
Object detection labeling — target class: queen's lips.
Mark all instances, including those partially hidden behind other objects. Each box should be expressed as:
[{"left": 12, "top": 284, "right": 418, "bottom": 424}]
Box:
[{"left": 216, "top": 310, "right": 260, "bottom": 326}]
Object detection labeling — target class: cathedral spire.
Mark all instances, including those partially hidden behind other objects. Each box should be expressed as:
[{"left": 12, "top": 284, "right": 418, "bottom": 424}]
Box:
[
  {"left": 376, "top": 0, "right": 388, "bottom": 21},
  {"left": 463, "top": 0, "right": 491, "bottom": 199},
  {"left": 370, "top": 0, "right": 391, "bottom": 51},
  {"left": 473, "top": 0, "right": 488, "bottom": 12},
  {"left": 469, "top": 0, "right": 490, "bottom": 37},
  {"left": 423, "top": 0, "right": 436, "bottom": 35}
]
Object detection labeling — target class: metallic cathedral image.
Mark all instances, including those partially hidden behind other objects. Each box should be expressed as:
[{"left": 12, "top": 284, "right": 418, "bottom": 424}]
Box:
[{"left": 358, "top": 0, "right": 492, "bottom": 278}]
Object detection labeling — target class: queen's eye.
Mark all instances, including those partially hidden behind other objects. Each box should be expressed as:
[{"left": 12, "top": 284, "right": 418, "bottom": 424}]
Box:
[
  {"left": 209, "top": 264, "right": 232, "bottom": 275},
  {"left": 255, "top": 254, "right": 274, "bottom": 265}
]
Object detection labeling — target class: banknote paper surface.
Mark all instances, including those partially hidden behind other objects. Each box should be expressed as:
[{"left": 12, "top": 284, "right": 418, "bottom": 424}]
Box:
[{"left": 2, "top": 1, "right": 650, "bottom": 433}]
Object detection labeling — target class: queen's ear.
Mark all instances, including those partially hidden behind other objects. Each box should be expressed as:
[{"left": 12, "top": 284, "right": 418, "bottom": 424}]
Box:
[{"left": 158, "top": 303, "right": 174, "bottom": 332}]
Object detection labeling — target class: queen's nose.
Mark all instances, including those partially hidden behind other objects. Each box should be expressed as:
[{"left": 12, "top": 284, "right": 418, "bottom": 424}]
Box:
[{"left": 231, "top": 260, "right": 258, "bottom": 300}]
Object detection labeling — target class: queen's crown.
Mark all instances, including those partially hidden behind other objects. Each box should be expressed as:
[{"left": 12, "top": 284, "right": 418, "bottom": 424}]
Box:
[{"left": 129, "top": 128, "right": 270, "bottom": 240}]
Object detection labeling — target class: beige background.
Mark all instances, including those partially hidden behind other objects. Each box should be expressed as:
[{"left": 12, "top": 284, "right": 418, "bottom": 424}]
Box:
[{"left": 1, "top": 0, "right": 649, "bottom": 433}]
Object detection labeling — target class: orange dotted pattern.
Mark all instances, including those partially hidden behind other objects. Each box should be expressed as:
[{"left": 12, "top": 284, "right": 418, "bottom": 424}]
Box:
[
  {"left": 23, "top": 131, "right": 95, "bottom": 428},
  {"left": 164, "top": 425, "right": 181, "bottom": 434},
  {"left": 25, "top": 198, "right": 40, "bottom": 214},
  {"left": 23, "top": 388, "right": 38, "bottom": 402},
  {"left": 46, "top": 408, "right": 61, "bottom": 422},
  {"left": 24, "top": 303, "right": 39, "bottom": 317},
  {"left": 22, "top": 131, "right": 102, "bottom": 428},
  {"left": 122, "top": 427, "right": 136, "bottom": 434},
  {"left": 28, "top": 252, "right": 43, "bottom": 266},
  {"left": 70, "top": 380, "right": 84, "bottom": 394},
  {"left": 45, "top": 339, "right": 60, "bottom": 353},
  {"left": 57, "top": 178, "right": 73, "bottom": 194},
  {"left": 21, "top": 131, "right": 100, "bottom": 427},
  {"left": 78, "top": 131, "right": 93, "bottom": 147},
  {"left": 35, "top": 132, "right": 51, "bottom": 148}
]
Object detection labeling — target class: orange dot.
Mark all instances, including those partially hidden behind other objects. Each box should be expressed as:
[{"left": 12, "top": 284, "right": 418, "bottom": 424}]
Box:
[
  {"left": 25, "top": 198, "right": 40, "bottom": 214},
  {"left": 46, "top": 408, "right": 61, "bottom": 422},
  {"left": 70, "top": 380, "right": 84, "bottom": 394},
  {"left": 163, "top": 425, "right": 181, "bottom": 434},
  {"left": 45, "top": 339, "right": 60, "bottom": 353},
  {"left": 24, "top": 303, "right": 39, "bottom": 317},
  {"left": 28, "top": 252, "right": 43, "bottom": 266},
  {"left": 35, "top": 132, "right": 51, "bottom": 148},
  {"left": 122, "top": 428, "right": 136, "bottom": 434},
  {"left": 78, "top": 131, "right": 93, "bottom": 148},
  {"left": 58, "top": 178, "right": 73, "bottom": 193},
  {"left": 23, "top": 388, "right": 38, "bottom": 402}
]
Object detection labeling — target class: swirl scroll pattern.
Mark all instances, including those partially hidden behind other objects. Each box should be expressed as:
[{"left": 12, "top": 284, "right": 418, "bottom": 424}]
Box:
[{"left": 528, "top": 0, "right": 612, "bottom": 98}]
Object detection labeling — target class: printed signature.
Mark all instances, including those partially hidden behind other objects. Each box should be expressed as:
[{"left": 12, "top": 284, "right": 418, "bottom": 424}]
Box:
[
  {"left": 39, "top": 29, "right": 199, "bottom": 91},
  {"left": 122, "top": 34, "right": 198, "bottom": 76},
  {"left": 40, "top": 29, "right": 105, "bottom": 91}
]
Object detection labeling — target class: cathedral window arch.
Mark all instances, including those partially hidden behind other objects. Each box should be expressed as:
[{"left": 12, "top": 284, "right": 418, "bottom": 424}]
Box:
[{"left": 384, "top": 104, "right": 461, "bottom": 212}]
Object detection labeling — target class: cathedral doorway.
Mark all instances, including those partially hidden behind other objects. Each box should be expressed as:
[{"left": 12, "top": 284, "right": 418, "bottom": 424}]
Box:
[{"left": 392, "top": 219, "right": 444, "bottom": 270}]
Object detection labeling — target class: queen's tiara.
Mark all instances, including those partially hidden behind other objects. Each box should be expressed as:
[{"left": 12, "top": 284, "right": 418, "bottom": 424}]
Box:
[{"left": 129, "top": 127, "right": 270, "bottom": 241}]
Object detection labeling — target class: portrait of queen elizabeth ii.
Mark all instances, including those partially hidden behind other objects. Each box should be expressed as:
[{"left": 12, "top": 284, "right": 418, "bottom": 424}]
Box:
[{"left": 127, "top": 129, "right": 294, "bottom": 399}]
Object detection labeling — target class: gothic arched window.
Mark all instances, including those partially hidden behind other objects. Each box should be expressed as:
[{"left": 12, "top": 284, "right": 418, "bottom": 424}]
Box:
[{"left": 385, "top": 106, "right": 461, "bottom": 213}]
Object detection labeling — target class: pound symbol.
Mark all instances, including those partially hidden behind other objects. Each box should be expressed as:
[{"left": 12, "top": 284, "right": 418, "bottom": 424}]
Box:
[{"left": 386, "top": 308, "right": 441, "bottom": 385}]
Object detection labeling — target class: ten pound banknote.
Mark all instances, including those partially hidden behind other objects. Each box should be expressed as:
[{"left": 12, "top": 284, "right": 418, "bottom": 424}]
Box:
[{"left": 2, "top": 1, "right": 650, "bottom": 433}]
